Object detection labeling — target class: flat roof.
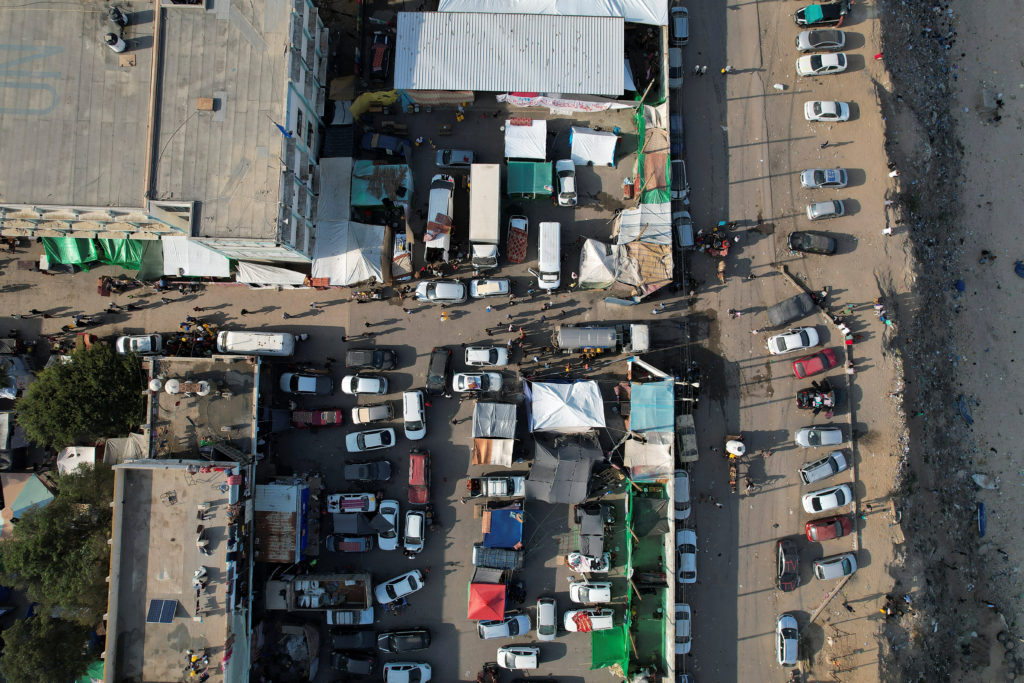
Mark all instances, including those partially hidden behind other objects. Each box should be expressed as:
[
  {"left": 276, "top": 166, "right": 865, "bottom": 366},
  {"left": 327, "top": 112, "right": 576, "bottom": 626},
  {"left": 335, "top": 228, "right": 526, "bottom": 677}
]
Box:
[
  {"left": 0, "top": 0, "right": 153, "bottom": 207},
  {"left": 395, "top": 12, "right": 624, "bottom": 96}
]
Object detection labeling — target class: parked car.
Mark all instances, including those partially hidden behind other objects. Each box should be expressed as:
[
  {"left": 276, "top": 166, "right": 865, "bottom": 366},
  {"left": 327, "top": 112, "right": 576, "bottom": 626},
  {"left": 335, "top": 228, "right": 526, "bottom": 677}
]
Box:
[
  {"left": 804, "top": 100, "right": 851, "bottom": 122},
  {"left": 415, "top": 280, "right": 467, "bottom": 304},
  {"left": 767, "top": 327, "right": 820, "bottom": 355},
  {"left": 805, "top": 514, "right": 853, "bottom": 542},
  {"left": 465, "top": 346, "right": 509, "bottom": 367},
  {"left": 326, "top": 535, "right": 374, "bottom": 553},
  {"left": 555, "top": 159, "right": 577, "bottom": 207},
  {"left": 346, "top": 428, "right": 396, "bottom": 453},
  {"left": 802, "top": 484, "right": 853, "bottom": 513},
  {"left": 383, "top": 662, "right": 432, "bottom": 683},
  {"left": 788, "top": 230, "right": 838, "bottom": 255},
  {"left": 536, "top": 597, "right": 557, "bottom": 642},
  {"left": 408, "top": 449, "right": 430, "bottom": 505},
  {"left": 776, "top": 613, "right": 800, "bottom": 666},
  {"left": 776, "top": 539, "right": 800, "bottom": 592},
  {"left": 377, "top": 629, "right": 431, "bottom": 653},
  {"left": 794, "top": 0, "right": 850, "bottom": 27},
  {"left": 331, "top": 629, "right": 377, "bottom": 650},
  {"left": 402, "top": 390, "right": 427, "bottom": 440},
  {"left": 374, "top": 570, "right": 424, "bottom": 604},
  {"left": 792, "top": 348, "right": 839, "bottom": 379},
  {"left": 807, "top": 200, "right": 845, "bottom": 221},
  {"left": 798, "top": 450, "right": 849, "bottom": 484},
  {"left": 331, "top": 650, "right": 376, "bottom": 676},
  {"left": 814, "top": 552, "right": 858, "bottom": 580},
  {"left": 670, "top": 113, "right": 685, "bottom": 156},
  {"left": 670, "top": 6, "right": 689, "bottom": 45},
  {"left": 346, "top": 348, "right": 398, "bottom": 370},
  {"left": 674, "top": 470, "right": 691, "bottom": 520},
  {"left": 280, "top": 372, "right": 334, "bottom": 395},
  {"left": 425, "top": 347, "right": 451, "bottom": 395},
  {"left": 795, "top": 426, "right": 845, "bottom": 448},
  {"left": 563, "top": 608, "right": 615, "bottom": 632},
  {"left": 673, "top": 210, "right": 694, "bottom": 249},
  {"left": 671, "top": 158, "right": 690, "bottom": 203},
  {"left": 795, "top": 28, "right": 846, "bottom": 51},
  {"left": 796, "top": 52, "right": 848, "bottom": 76},
  {"left": 478, "top": 613, "right": 531, "bottom": 640},
  {"left": 361, "top": 132, "right": 409, "bottom": 157},
  {"left": 378, "top": 499, "right": 400, "bottom": 551},
  {"left": 341, "top": 374, "right": 388, "bottom": 395},
  {"left": 453, "top": 372, "right": 502, "bottom": 393},
  {"left": 115, "top": 334, "right": 162, "bottom": 355},
  {"left": 291, "top": 408, "right": 344, "bottom": 429},
  {"left": 436, "top": 148, "right": 474, "bottom": 168},
  {"left": 328, "top": 493, "right": 377, "bottom": 513},
  {"left": 469, "top": 278, "right": 511, "bottom": 298},
  {"left": 675, "top": 603, "right": 692, "bottom": 654},
  {"left": 668, "top": 47, "right": 684, "bottom": 89},
  {"left": 568, "top": 580, "right": 612, "bottom": 604},
  {"left": 676, "top": 528, "right": 697, "bottom": 584},
  {"left": 351, "top": 402, "right": 394, "bottom": 425},
  {"left": 344, "top": 460, "right": 392, "bottom": 482},
  {"left": 801, "top": 168, "right": 848, "bottom": 189},
  {"left": 497, "top": 645, "right": 540, "bottom": 670},
  {"left": 403, "top": 509, "right": 426, "bottom": 554}
]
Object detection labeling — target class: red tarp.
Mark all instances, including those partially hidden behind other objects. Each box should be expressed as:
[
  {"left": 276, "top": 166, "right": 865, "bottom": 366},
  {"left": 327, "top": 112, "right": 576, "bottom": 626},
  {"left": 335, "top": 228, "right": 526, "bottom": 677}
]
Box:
[
  {"left": 467, "top": 583, "right": 506, "bottom": 620},
  {"left": 572, "top": 611, "right": 594, "bottom": 632}
]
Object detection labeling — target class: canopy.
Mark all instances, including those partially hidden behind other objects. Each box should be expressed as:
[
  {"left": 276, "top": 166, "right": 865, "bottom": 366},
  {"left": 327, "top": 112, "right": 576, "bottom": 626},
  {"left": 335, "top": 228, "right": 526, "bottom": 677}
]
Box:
[
  {"left": 437, "top": 0, "right": 667, "bottom": 25},
  {"left": 467, "top": 582, "right": 506, "bottom": 620},
  {"left": 161, "top": 236, "right": 231, "bottom": 278},
  {"left": 615, "top": 202, "right": 673, "bottom": 245},
  {"left": 528, "top": 381, "right": 606, "bottom": 432},
  {"left": 97, "top": 239, "right": 144, "bottom": 270},
  {"left": 623, "top": 432, "right": 674, "bottom": 481},
  {"left": 615, "top": 241, "right": 672, "bottom": 295},
  {"left": 311, "top": 220, "right": 386, "bottom": 285},
  {"left": 473, "top": 403, "right": 517, "bottom": 438},
  {"left": 526, "top": 439, "right": 603, "bottom": 503},
  {"left": 632, "top": 498, "right": 670, "bottom": 536},
  {"left": 351, "top": 160, "right": 414, "bottom": 208},
  {"left": 6, "top": 474, "right": 53, "bottom": 519},
  {"left": 332, "top": 512, "right": 392, "bottom": 535},
  {"left": 482, "top": 503, "right": 524, "bottom": 549},
  {"left": 504, "top": 119, "right": 547, "bottom": 160},
  {"left": 102, "top": 432, "right": 148, "bottom": 464},
  {"left": 570, "top": 127, "right": 619, "bottom": 167},
  {"left": 578, "top": 239, "right": 616, "bottom": 290},
  {"left": 57, "top": 446, "right": 96, "bottom": 475},
  {"left": 472, "top": 439, "right": 514, "bottom": 467},
  {"left": 629, "top": 380, "right": 674, "bottom": 433},
  {"left": 636, "top": 115, "right": 670, "bottom": 203},
  {"left": 135, "top": 241, "right": 164, "bottom": 280},
  {"left": 74, "top": 660, "right": 104, "bottom": 683},
  {"left": 317, "top": 157, "right": 353, "bottom": 221},
  {"left": 506, "top": 162, "right": 552, "bottom": 198},
  {"left": 235, "top": 262, "right": 309, "bottom": 287},
  {"left": 41, "top": 237, "right": 97, "bottom": 266}
]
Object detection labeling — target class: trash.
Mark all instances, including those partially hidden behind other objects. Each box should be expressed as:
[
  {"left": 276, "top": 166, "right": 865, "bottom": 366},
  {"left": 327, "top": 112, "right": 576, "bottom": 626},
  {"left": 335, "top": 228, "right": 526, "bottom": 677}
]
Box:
[
  {"left": 956, "top": 394, "right": 974, "bottom": 425},
  {"left": 773, "top": 83, "right": 786, "bottom": 91},
  {"left": 971, "top": 473, "right": 999, "bottom": 490},
  {"left": 978, "top": 503, "right": 987, "bottom": 537},
  {"left": 1014, "top": 260, "right": 1024, "bottom": 278}
]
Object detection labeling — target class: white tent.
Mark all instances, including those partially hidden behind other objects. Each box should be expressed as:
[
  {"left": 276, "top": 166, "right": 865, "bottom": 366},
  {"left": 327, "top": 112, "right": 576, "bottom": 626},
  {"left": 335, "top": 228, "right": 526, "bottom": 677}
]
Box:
[
  {"left": 311, "top": 220, "right": 386, "bottom": 286},
  {"left": 615, "top": 202, "right": 673, "bottom": 245},
  {"left": 57, "top": 446, "right": 96, "bottom": 475},
  {"left": 623, "top": 432, "right": 674, "bottom": 481},
  {"left": 437, "top": 0, "right": 667, "bottom": 25},
  {"left": 161, "top": 236, "right": 231, "bottom": 278},
  {"left": 528, "top": 381, "right": 607, "bottom": 433},
  {"left": 504, "top": 119, "right": 547, "bottom": 160},
  {"left": 235, "top": 262, "right": 309, "bottom": 287},
  {"left": 570, "top": 127, "right": 619, "bottom": 167},
  {"left": 103, "top": 433, "right": 148, "bottom": 464},
  {"left": 578, "top": 239, "right": 616, "bottom": 290}
]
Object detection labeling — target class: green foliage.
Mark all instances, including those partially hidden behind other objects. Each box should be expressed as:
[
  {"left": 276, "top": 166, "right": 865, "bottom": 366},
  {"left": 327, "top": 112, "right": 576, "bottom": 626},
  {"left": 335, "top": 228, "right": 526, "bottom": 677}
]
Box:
[
  {"left": 15, "top": 344, "right": 145, "bottom": 449},
  {"left": 0, "top": 465, "right": 115, "bottom": 624},
  {"left": 0, "top": 616, "right": 93, "bottom": 683}
]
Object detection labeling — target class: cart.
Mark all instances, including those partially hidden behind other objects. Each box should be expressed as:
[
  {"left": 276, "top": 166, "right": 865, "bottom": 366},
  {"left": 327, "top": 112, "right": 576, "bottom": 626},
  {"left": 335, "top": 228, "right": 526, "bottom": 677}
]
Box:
[
  {"left": 506, "top": 216, "right": 528, "bottom": 263},
  {"left": 725, "top": 434, "right": 746, "bottom": 458}
]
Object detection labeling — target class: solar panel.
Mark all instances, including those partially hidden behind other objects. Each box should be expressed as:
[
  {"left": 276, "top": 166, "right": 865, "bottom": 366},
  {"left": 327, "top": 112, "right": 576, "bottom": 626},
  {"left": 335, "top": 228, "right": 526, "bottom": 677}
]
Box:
[{"left": 146, "top": 599, "right": 177, "bottom": 624}]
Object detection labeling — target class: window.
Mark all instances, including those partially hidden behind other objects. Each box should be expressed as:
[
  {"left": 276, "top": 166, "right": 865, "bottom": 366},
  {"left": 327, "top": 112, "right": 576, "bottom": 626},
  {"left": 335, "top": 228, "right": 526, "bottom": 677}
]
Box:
[
  {"left": 306, "top": 122, "right": 314, "bottom": 148},
  {"left": 296, "top": 109, "right": 304, "bottom": 134}
]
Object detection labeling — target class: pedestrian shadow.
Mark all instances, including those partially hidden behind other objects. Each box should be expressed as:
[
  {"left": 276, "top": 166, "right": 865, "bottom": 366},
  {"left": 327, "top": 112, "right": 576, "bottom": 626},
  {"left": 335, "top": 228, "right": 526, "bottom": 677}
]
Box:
[
  {"left": 249, "top": 306, "right": 279, "bottom": 314},
  {"left": 196, "top": 303, "right": 231, "bottom": 311}
]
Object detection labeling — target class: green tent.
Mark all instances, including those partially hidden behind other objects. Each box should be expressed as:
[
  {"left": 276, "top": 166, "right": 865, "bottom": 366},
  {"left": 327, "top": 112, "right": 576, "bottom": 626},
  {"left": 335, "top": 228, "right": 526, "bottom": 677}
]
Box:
[
  {"left": 74, "top": 660, "right": 104, "bottom": 683},
  {"left": 506, "top": 161, "right": 552, "bottom": 199},
  {"left": 97, "top": 239, "right": 144, "bottom": 270},
  {"left": 634, "top": 110, "right": 671, "bottom": 205},
  {"left": 41, "top": 237, "right": 98, "bottom": 268}
]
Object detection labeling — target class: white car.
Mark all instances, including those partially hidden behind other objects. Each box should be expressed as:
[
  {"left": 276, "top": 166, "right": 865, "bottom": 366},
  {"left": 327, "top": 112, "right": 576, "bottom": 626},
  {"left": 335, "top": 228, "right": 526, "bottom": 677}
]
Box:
[
  {"left": 813, "top": 552, "right": 858, "bottom": 580},
  {"left": 568, "top": 580, "right": 612, "bottom": 604},
  {"left": 555, "top": 159, "right": 577, "bottom": 207},
  {"left": 804, "top": 100, "right": 851, "bottom": 122},
  {"left": 402, "top": 390, "right": 427, "bottom": 441},
  {"left": 378, "top": 499, "right": 400, "bottom": 551},
  {"left": 403, "top": 509, "right": 426, "bottom": 554},
  {"left": 464, "top": 346, "right": 509, "bottom": 367},
  {"left": 776, "top": 613, "right": 800, "bottom": 666},
  {"left": 477, "top": 613, "right": 531, "bottom": 640},
  {"left": 497, "top": 645, "right": 539, "bottom": 670},
  {"left": 452, "top": 372, "right": 502, "bottom": 393},
  {"left": 795, "top": 426, "right": 845, "bottom": 448},
  {"left": 346, "top": 428, "right": 396, "bottom": 453},
  {"left": 536, "top": 597, "right": 557, "bottom": 641},
  {"left": 800, "top": 168, "right": 848, "bottom": 189},
  {"left": 676, "top": 529, "right": 697, "bottom": 584},
  {"left": 115, "top": 334, "right": 162, "bottom": 355},
  {"left": 795, "top": 28, "right": 846, "bottom": 52},
  {"left": 674, "top": 470, "right": 691, "bottom": 520},
  {"left": 675, "top": 603, "right": 692, "bottom": 654},
  {"left": 798, "top": 451, "right": 849, "bottom": 485},
  {"left": 414, "top": 280, "right": 467, "bottom": 304},
  {"left": 796, "top": 53, "right": 848, "bottom": 76},
  {"left": 807, "top": 200, "right": 845, "bottom": 221},
  {"left": 383, "top": 662, "right": 432, "bottom": 683},
  {"left": 341, "top": 374, "right": 388, "bottom": 395},
  {"left": 563, "top": 608, "right": 615, "bottom": 632},
  {"left": 801, "top": 484, "right": 853, "bottom": 514},
  {"left": 375, "top": 569, "right": 424, "bottom": 604},
  {"left": 469, "top": 278, "right": 511, "bottom": 298},
  {"left": 766, "top": 327, "right": 820, "bottom": 355}
]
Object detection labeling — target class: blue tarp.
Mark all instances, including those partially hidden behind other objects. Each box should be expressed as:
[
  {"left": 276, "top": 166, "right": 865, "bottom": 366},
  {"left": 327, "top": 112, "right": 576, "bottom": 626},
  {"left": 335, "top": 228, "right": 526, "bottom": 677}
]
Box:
[
  {"left": 483, "top": 504, "right": 524, "bottom": 549},
  {"left": 629, "top": 380, "right": 674, "bottom": 433}
]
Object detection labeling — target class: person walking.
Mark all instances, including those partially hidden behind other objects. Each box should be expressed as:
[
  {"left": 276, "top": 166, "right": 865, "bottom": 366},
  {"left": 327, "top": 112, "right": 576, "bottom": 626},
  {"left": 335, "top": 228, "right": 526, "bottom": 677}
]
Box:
[
  {"left": 364, "top": 321, "right": 373, "bottom": 328},
  {"left": 819, "top": 140, "right": 830, "bottom": 149},
  {"left": 309, "top": 301, "right": 321, "bottom": 310},
  {"left": 193, "top": 306, "right": 205, "bottom": 312},
  {"left": 160, "top": 297, "right": 174, "bottom": 304},
  {"left": 282, "top": 312, "right": 291, "bottom": 319}
]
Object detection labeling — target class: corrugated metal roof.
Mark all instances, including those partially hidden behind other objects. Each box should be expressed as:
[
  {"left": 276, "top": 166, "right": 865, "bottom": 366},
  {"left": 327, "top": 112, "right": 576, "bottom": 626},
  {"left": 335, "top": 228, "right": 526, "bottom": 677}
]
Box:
[
  {"left": 395, "top": 12, "right": 624, "bottom": 96},
  {"left": 437, "top": 0, "right": 667, "bottom": 26}
]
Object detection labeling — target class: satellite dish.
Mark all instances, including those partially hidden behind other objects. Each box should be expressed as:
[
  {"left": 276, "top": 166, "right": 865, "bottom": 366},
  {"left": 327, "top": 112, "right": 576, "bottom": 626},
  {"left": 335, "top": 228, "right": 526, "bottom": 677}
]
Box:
[
  {"left": 164, "top": 379, "right": 180, "bottom": 394},
  {"left": 148, "top": 378, "right": 163, "bottom": 392},
  {"left": 196, "top": 381, "right": 212, "bottom": 397}
]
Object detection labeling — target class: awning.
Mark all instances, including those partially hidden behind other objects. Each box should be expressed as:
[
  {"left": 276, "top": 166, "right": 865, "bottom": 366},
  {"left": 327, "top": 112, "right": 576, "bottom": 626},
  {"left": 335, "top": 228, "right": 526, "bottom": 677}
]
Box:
[
  {"left": 311, "top": 220, "right": 386, "bottom": 286},
  {"left": 615, "top": 202, "right": 673, "bottom": 245},
  {"left": 57, "top": 446, "right": 96, "bottom": 475},
  {"left": 467, "top": 582, "right": 506, "bottom": 620},
  {"left": 473, "top": 403, "right": 517, "bottom": 438},
  {"left": 629, "top": 380, "right": 674, "bottom": 432},
  {"left": 504, "top": 119, "right": 547, "bottom": 160},
  {"left": 623, "top": 432, "right": 674, "bottom": 481},
  {"left": 161, "top": 236, "right": 231, "bottom": 278},
  {"left": 235, "top": 262, "right": 309, "bottom": 287},
  {"left": 578, "top": 239, "right": 616, "bottom": 290},
  {"left": 41, "top": 237, "right": 98, "bottom": 266},
  {"left": 528, "top": 381, "right": 607, "bottom": 432},
  {"left": 472, "top": 438, "right": 514, "bottom": 467},
  {"left": 506, "top": 162, "right": 552, "bottom": 198},
  {"left": 97, "top": 239, "right": 144, "bottom": 270},
  {"left": 570, "top": 126, "right": 619, "bottom": 167}
]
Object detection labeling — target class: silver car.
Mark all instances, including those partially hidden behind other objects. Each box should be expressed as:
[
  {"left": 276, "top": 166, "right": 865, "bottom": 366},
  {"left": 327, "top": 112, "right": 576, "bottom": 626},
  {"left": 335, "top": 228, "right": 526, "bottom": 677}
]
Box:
[
  {"left": 776, "top": 613, "right": 800, "bottom": 665},
  {"left": 796, "top": 53, "right": 848, "bottom": 76},
  {"left": 813, "top": 552, "right": 858, "bottom": 580},
  {"left": 795, "top": 426, "right": 844, "bottom": 447},
  {"left": 798, "top": 450, "right": 849, "bottom": 484},
  {"left": 806, "top": 200, "right": 845, "bottom": 221},
  {"left": 801, "top": 484, "right": 853, "bottom": 513},
  {"left": 800, "top": 168, "right": 848, "bottom": 189},
  {"left": 415, "top": 280, "right": 467, "bottom": 304},
  {"left": 795, "top": 29, "right": 846, "bottom": 52},
  {"left": 804, "top": 100, "right": 851, "bottom": 122},
  {"left": 477, "top": 613, "right": 531, "bottom": 640}
]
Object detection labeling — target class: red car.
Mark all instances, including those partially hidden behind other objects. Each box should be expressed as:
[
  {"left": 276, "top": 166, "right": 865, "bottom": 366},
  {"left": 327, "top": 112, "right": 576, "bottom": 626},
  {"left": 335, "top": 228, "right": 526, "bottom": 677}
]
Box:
[
  {"left": 805, "top": 514, "right": 853, "bottom": 542},
  {"left": 792, "top": 348, "right": 839, "bottom": 379},
  {"left": 291, "top": 409, "right": 343, "bottom": 429},
  {"left": 408, "top": 449, "right": 430, "bottom": 505}
]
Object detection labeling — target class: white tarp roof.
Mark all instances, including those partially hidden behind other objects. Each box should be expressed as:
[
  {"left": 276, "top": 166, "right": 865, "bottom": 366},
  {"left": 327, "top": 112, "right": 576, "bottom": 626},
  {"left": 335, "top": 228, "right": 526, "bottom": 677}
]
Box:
[
  {"left": 615, "top": 202, "right": 673, "bottom": 245},
  {"left": 317, "top": 157, "right": 353, "bottom": 221},
  {"left": 570, "top": 127, "right": 619, "bottom": 167},
  {"left": 472, "top": 439, "right": 514, "bottom": 468},
  {"left": 528, "top": 381, "right": 607, "bottom": 432},
  {"left": 235, "top": 262, "right": 309, "bottom": 286},
  {"left": 505, "top": 119, "right": 547, "bottom": 160},
  {"left": 578, "top": 239, "right": 616, "bottom": 290},
  {"left": 624, "top": 432, "right": 674, "bottom": 480},
  {"left": 57, "top": 446, "right": 96, "bottom": 475},
  {"left": 161, "top": 236, "right": 232, "bottom": 278},
  {"left": 311, "top": 220, "right": 386, "bottom": 286},
  {"left": 396, "top": 12, "right": 624, "bottom": 96},
  {"left": 437, "top": 0, "right": 667, "bottom": 25},
  {"left": 473, "top": 403, "right": 517, "bottom": 438},
  {"left": 102, "top": 433, "right": 148, "bottom": 464}
]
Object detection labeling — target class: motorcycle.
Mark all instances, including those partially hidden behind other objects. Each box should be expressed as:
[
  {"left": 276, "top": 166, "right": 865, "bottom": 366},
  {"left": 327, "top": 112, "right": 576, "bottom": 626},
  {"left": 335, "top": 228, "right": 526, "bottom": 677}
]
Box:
[{"left": 729, "top": 463, "right": 738, "bottom": 494}]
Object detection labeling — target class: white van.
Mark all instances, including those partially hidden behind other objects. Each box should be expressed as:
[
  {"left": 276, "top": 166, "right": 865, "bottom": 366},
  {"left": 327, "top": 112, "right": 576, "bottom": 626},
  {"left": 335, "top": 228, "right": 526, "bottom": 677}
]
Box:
[
  {"left": 402, "top": 390, "right": 427, "bottom": 440},
  {"left": 530, "top": 221, "right": 561, "bottom": 290},
  {"left": 216, "top": 331, "right": 295, "bottom": 357}
]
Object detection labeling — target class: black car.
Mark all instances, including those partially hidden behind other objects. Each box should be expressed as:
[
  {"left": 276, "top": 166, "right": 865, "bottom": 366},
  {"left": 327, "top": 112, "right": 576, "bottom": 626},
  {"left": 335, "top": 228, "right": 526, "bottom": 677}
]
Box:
[
  {"left": 787, "top": 230, "right": 837, "bottom": 255},
  {"left": 425, "top": 346, "right": 451, "bottom": 395},
  {"left": 346, "top": 348, "right": 398, "bottom": 371},
  {"left": 794, "top": 0, "right": 850, "bottom": 27},
  {"left": 330, "top": 650, "right": 376, "bottom": 676},
  {"left": 330, "top": 629, "right": 377, "bottom": 650},
  {"left": 343, "top": 460, "right": 393, "bottom": 482},
  {"left": 376, "top": 628, "right": 431, "bottom": 653},
  {"left": 776, "top": 539, "right": 800, "bottom": 592}
]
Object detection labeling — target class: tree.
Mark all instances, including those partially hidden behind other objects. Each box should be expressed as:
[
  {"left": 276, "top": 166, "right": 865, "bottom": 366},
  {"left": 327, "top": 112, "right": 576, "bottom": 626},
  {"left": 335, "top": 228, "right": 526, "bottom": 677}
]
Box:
[
  {"left": 0, "top": 465, "right": 115, "bottom": 624},
  {"left": 15, "top": 344, "right": 145, "bottom": 449},
  {"left": 0, "top": 616, "right": 93, "bottom": 683}
]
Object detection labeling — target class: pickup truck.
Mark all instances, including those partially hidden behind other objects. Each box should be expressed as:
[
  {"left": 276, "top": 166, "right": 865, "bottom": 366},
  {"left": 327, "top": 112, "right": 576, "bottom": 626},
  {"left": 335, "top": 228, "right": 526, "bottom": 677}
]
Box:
[
  {"left": 467, "top": 475, "right": 526, "bottom": 499},
  {"left": 472, "top": 544, "right": 524, "bottom": 570},
  {"left": 794, "top": 1, "right": 850, "bottom": 27}
]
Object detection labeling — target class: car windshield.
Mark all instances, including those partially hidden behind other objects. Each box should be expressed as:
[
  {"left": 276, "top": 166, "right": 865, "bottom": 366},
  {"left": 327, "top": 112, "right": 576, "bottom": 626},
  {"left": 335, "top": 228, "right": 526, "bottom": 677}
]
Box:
[
  {"left": 841, "top": 558, "right": 853, "bottom": 574},
  {"left": 834, "top": 489, "right": 846, "bottom": 505},
  {"left": 798, "top": 331, "right": 810, "bottom": 345},
  {"left": 379, "top": 431, "right": 392, "bottom": 446},
  {"left": 509, "top": 619, "right": 522, "bottom": 636}
]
